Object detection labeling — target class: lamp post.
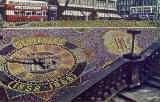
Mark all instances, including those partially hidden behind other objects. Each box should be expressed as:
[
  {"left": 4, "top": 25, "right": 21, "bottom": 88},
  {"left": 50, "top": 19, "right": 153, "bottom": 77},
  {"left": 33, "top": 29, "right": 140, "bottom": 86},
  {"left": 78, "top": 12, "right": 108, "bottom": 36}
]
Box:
[
  {"left": 142, "top": 0, "right": 145, "bottom": 16},
  {"left": 156, "top": 0, "right": 159, "bottom": 20},
  {"left": 123, "top": 30, "right": 141, "bottom": 60}
]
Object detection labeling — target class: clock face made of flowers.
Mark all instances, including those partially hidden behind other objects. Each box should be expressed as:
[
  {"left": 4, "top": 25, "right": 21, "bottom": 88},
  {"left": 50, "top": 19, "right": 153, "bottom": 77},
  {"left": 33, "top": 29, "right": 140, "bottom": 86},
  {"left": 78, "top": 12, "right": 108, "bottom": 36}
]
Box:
[
  {"left": 103, "top": 30, "right": 142, "bottom": 55},
  {"left": 0, "top": 34, "right": 93, "bottom": 100}
]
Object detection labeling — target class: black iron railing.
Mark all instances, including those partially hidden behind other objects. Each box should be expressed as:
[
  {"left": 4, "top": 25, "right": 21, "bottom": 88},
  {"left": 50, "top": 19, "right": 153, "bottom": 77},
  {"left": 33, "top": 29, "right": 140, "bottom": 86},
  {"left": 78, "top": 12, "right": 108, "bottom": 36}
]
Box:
[{"left": 140, "top": 40, "right": 160, "bottom": 84}]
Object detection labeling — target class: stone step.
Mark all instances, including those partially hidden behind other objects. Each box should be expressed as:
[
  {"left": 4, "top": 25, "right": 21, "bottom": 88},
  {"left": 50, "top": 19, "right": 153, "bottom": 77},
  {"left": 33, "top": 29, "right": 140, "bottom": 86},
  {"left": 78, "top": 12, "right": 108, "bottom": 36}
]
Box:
[
  {"left": 144, "top": 70, "right": 160, "bottom": 77},
  {"left": 147, "top": 80, "right": 160, "bottom": 89},
  {"left": 151, "top": 71, "right": 160, "bottom": 76},
  {"left": 114, "top": 94, "right": 137, "bottom": 102},
  {"left": 118, "top": 86, "right": 160, "bottom": 102},
  {"left": 112, "top": 96, "right": 129, "bottom": 102},
  {"left": 148, "top": 75, "right": 160, "bottom": 82}
]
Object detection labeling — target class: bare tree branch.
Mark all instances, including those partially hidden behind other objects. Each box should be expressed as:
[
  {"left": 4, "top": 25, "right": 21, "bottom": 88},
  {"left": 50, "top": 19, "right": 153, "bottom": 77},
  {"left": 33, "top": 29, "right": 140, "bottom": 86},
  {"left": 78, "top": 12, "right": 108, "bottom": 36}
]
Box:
[{"left": 48, "top": 0, "right": 70, "bottom": 20}]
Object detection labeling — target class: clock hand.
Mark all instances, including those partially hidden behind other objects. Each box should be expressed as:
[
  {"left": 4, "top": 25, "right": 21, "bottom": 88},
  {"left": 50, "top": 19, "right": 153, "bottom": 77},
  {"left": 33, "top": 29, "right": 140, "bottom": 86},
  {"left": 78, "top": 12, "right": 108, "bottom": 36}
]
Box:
[
  {"left": 8, "top": 59, "right": 47, "bottom": 67},
  {"left": 8, "top": 59, "right": 50, "bottom": 70},
  {"left": 7, "top": 59, "right": 35, "bottom": 65},
  {"left": 33, "top": 59, "right": 49, "bottom": 70}
]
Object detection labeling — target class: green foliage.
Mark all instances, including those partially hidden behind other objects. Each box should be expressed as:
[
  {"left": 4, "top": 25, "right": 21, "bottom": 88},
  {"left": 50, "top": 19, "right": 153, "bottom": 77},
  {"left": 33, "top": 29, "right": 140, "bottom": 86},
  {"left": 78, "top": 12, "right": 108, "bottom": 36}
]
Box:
[
  {"left": 0, "top": 14, "right": 4, "bottom": 31},
  {"left": 29, "top": 21, "right": 157, "bottom": 27},
  {"left": 4, "top": 21, "right": 160, "bottom": 28},
  {"left": 74, "top": 28, "right": 91, "bottom": 33}
]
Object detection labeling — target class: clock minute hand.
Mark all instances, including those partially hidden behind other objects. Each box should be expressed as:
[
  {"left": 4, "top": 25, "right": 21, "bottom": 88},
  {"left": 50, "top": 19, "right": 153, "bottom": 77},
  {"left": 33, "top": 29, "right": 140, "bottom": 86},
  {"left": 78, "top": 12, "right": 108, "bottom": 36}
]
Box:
[
  {"left": 7, "top": 59, "right": 35, "bottom": 65},
  {"left": 8, "top": 59, "right": 49, "bottom": 70}
]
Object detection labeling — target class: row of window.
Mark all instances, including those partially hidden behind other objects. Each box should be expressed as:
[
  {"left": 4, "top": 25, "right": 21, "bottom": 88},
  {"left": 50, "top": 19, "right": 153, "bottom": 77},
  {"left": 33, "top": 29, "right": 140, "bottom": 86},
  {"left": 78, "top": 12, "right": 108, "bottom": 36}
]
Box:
[
  {"left": 118, "top": 0, "right": 157, "bottom": 6},
  {"left": 130, "top": 7, "right": 160, "bottom": 14},
  {"left": 63, "top": 10, "right": 120, "bottom": 18},
  {"left": 108, "top": 2, "right": 116, "bottom": 8},
  {"left": 60, "top": 0, "right": 94, "bottom": 6},
  {"left": 118, "top": 0, "right": 134, "bottom": 5},
  {"left": 59, "top": 0, "right": 115, "bottom": 8},
  {"left": 15, "top": 6, "right": 41, "bottom": 10},
  {"left": 96, "top": 1, "right": 106, "bottom": 7},
  {"left": 14, "top": 10, "right": 47, "bottom": 16},
  {"left": 8, "top": 1, "right": 47, "bottom": 6},
  {"left": 134, "top": 0, "right": 157, "bottom": 6},
  {"left": 63, "top": 10, "right": 85, "bottom": 16}
]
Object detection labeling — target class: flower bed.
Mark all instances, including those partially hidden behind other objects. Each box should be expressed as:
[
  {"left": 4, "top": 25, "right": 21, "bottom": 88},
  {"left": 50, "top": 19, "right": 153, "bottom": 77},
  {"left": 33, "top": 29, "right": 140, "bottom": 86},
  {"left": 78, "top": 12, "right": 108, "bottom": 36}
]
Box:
[{"left": 4, "top": 21, "right": 159, "bottom": 28}]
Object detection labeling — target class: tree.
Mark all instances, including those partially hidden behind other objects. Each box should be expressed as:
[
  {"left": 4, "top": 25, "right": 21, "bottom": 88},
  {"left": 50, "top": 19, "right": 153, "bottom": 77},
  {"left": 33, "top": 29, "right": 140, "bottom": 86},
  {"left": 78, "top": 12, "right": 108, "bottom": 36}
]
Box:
[
  {"left": 88, "top": 9, "right": 98, "bottom": 20},
  {"left": 0, "top": 14, "right": 3, "bottom": 43},
  {"left": 47, "top": 0, "right": 70, "bottom": 20},
  {"left": 0, "top": 14, "right": 3, "bottom": 32}
]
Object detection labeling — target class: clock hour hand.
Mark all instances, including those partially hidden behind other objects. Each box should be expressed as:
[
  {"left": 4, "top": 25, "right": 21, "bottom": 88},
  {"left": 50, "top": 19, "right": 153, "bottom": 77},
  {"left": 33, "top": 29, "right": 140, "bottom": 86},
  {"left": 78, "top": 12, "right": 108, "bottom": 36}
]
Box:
[
  {"left": 8, "top": 59, "right": 47, "bottom": 67},
  {"left": 33, "top": 59, "right": 49, "bottom": 70}
]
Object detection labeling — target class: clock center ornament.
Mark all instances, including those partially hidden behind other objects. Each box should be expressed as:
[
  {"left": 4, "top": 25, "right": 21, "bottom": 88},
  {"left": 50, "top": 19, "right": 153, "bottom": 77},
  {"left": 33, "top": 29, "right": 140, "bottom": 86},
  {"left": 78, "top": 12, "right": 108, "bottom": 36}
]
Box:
[{"left": 0, "top": 34, "right": 94, "bottom": 101}]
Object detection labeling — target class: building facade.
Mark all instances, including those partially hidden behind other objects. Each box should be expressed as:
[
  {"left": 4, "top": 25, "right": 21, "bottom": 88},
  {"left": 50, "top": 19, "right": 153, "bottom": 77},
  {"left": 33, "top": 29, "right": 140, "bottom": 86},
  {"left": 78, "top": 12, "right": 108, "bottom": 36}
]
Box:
[
  {"left": 117, "top": 0, "right": 134, "bottom": 18},
  {"left": 117, "top": 0, "right": 160, "bottom": 20},
  {"left": 54, "top": 0, "right": 121, "bottom": 20}
]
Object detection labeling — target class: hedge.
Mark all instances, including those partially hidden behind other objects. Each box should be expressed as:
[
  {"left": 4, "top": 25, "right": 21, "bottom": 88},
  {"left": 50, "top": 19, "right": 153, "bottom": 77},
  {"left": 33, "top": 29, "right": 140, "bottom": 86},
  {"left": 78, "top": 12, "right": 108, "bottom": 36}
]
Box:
[{"left": 4, "top": 21, "right": 160, "bottom": 28}]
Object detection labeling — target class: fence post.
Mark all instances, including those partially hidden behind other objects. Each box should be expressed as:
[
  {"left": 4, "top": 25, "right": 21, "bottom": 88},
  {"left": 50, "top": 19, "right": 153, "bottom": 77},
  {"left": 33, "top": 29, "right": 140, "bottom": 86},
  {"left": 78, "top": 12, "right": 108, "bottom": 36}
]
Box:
[
  {"left": 125, "top": 60, "right": 142, "bottom": 88},
  {"left": 123, "top": 30, "right": 142, "bottom": 88}
]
